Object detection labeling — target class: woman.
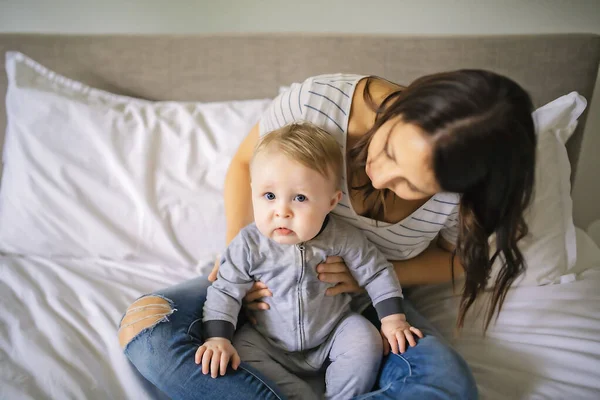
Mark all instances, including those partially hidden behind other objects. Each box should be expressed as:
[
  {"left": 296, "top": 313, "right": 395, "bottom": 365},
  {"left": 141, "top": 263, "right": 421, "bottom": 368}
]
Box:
[{"left": 119, "top": 70, "right": 536, "bottom": 399}]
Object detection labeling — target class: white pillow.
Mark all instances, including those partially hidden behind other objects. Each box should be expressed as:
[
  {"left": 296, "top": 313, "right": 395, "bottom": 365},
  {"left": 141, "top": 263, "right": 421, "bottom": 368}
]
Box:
[
  {"left": 0, "top": 53, "right": 586, "bottom": 284},
  {"left": 0, "top": 51, "right": 271, "bottom": 267},
  {"left": 490, "top": 92, "right": 585, "bottom": 287}
]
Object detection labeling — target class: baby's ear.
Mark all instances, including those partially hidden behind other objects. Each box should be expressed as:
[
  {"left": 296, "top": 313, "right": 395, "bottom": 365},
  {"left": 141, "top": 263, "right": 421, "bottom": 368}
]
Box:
[{"left": 329, "top": 190, "right": 343, "bottom": 211}]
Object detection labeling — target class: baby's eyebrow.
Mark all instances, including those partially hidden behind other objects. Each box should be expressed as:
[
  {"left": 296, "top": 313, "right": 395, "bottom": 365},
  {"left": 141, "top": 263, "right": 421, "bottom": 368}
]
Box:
[
  {"left": 255, "top": 181, "right": 275, "bottom": 188},
  {"left": 294, "top": 186, "right": 312, "bottom": 191}
]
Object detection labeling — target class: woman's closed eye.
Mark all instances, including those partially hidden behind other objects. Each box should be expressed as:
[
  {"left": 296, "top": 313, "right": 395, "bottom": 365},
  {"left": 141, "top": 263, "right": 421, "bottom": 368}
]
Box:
[{"left": 385, "top": 141, "right": 394, "bottom": 161}]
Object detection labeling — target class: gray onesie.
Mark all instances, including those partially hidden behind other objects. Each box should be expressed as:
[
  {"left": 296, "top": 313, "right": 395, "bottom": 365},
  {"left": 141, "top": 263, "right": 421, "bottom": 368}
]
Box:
[{"left": 203, "top": 215, "right": 404, "bottom": 400}]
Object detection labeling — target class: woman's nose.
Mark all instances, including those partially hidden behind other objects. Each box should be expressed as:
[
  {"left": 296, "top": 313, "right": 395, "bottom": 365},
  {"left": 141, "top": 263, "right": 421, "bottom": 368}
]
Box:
[{"left": 369, "top": 160, "right": 395, "bottom": 190}]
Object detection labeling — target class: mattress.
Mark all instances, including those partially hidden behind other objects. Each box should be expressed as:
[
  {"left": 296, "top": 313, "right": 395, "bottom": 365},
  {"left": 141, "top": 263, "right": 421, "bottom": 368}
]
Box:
[
  {"left": 408, "top": 227, "right": 600, "bottom": 399},
  {"left": 0, "top": 256, "right": 201, "bottom": 399}
]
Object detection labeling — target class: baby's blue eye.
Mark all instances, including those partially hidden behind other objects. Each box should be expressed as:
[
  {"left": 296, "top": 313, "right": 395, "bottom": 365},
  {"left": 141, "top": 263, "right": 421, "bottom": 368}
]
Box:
[
  {"left": 264, "top": 192, "right": 276, "bottom": 200},
  {"left": 294, "top": 194, "right": 307, "bottom": 202}
]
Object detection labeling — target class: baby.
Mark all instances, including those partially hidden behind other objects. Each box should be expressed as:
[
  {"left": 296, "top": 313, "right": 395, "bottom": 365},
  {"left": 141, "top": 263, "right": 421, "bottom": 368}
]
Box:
[{"left": 198, "top": 122, "right": 422, "bottom": 399}]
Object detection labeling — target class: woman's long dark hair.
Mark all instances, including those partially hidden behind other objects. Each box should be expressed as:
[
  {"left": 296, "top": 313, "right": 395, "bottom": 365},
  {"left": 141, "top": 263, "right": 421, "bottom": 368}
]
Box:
[{"left": 349, "top": 70, "right": 536, "bottom": 330}]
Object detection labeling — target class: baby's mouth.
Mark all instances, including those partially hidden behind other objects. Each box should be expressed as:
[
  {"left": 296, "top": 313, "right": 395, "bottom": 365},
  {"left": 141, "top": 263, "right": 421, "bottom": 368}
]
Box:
[{"left": 274, "top": 227, "right": 293, "bottom": 236}]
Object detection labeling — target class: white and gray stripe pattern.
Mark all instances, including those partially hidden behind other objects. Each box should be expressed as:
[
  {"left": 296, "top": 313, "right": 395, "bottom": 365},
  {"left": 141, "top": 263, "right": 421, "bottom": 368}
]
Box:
[{"left": 259, "top": 74, "right": 460, "bottom": 260}]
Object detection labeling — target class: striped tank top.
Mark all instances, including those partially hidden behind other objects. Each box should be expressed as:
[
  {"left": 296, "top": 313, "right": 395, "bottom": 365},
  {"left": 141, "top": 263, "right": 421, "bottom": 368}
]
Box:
[{"left": 258, "top": 73, "right": 460, "bottom": 261}]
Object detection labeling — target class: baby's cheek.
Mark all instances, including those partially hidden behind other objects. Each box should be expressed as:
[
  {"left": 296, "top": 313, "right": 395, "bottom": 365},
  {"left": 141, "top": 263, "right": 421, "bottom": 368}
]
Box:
[
  {"left": 299, "top": 220, "right": 322, "bottom": 241},
  {"left": 254, "top": 219, "right": 271, "bottom": 238}
]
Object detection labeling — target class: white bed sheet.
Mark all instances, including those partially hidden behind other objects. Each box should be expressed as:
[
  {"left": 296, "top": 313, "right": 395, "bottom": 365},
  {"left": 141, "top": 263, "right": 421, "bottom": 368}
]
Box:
[
  {"left": 0, "top": 255, "right": 202, "bottom": 400},
  {"left": 409, "top": 227, "right": 600, "bottom": 399},
  {"left": 1, "top": 229, "right": 599, "bottom": 400}
]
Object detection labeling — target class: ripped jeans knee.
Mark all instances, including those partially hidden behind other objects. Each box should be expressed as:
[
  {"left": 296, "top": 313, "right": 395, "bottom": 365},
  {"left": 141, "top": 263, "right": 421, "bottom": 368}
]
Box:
[{"left": 118, "top": 295, "right": 177, "bottom": 349}]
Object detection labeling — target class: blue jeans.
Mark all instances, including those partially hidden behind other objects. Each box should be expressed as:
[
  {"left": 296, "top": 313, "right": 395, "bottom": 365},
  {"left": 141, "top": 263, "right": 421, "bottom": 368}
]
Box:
[{"left": 122, "top": 276, "right": 478, "bottom": 399}]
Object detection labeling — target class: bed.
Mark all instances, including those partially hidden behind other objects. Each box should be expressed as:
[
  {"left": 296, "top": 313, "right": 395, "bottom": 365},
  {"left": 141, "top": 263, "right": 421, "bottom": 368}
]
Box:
[{"left": 1, "top": 33, "right": 599, "bottom": 400}]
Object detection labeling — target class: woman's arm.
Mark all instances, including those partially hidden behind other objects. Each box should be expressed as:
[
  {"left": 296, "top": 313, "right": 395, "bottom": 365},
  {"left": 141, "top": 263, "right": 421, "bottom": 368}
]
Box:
[
  {"left": 392, "top": 237, "right": 464, "bottom": 288},
  {"left": 224, "top": 123, "right": 260, "bottom": 244},
  {"left": 212, "top": 124, "right": 273, "bottom": 311},
  {"left": 317, "top": 236, "right": 464, "bottom": 295}
]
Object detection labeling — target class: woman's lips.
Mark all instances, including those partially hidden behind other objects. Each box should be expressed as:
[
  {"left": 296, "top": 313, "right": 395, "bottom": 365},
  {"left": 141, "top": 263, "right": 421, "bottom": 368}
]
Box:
[{"left": 275, "top": 228, "right": 293, "bottom": 235}]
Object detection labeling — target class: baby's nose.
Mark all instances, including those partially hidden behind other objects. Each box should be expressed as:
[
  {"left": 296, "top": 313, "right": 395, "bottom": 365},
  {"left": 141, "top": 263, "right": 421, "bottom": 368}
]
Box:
[{"left": 275, "top": 203, "right": 292, "bottom": 218}]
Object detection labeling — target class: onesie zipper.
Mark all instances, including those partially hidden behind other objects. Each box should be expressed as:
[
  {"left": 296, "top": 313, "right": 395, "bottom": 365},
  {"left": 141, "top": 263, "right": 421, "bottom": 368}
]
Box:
[{"left": 296, "top": 242, "right": 306, "bottom": 351}]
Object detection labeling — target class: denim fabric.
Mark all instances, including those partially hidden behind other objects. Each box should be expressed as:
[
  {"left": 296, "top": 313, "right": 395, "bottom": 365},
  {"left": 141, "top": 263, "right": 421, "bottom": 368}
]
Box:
[{"left": 123, "top": 276, "right": 478, "bottom": 399}]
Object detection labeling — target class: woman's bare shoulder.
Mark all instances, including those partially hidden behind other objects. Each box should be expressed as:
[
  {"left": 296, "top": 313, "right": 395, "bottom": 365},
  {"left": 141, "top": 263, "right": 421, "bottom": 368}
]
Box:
[{"left": 348, "top": 76, "right": 405, "bottom": 137}]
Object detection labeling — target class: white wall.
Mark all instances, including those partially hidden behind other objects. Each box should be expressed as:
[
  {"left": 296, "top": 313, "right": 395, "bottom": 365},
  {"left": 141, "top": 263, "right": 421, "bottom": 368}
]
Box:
[
  {"left": 1, "top": 0, "right": 599, "bottom": 229},
  {"left": 1, "top": 0, "right": 599, "bottom": 35}
]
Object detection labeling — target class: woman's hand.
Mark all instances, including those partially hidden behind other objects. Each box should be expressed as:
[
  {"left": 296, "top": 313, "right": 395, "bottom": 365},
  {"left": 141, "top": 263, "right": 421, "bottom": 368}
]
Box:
[
  {"left": 208, "top": 256, "right": 221, "bottom": 282},
  {"left": 242, "top": 281, "right": 272, "bottom": 324},
  {"left": 195, "top": 338, "right": 241, "bottom": 378},
  {"left": 317, "top": 256, "right": 363, "bottom": 296}
]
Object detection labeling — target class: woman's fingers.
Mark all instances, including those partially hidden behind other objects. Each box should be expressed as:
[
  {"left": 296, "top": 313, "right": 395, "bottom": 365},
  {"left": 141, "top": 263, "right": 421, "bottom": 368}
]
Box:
[
  {"left": 325, "top": 283, "right": 355, "bottom": 296},
  {"left": 243, "top": 282, "right": 272, "bottom": 309},
  {"left": 316, "top": 257, "right": 362, "bottom": 296},
  {"left": 251, "top": 281, "right": 269, "bottom": 290},
  {"left": 319, "top": 271, "right": 361, "bottom": 296},
  {"left": 242, "top": 281, "right": 272, "bottom": 313},
  {"left": 243, "top": 288, "right": 272, "bottom": 303},
  {"left": 245, "top": 301, "right": 270, "bottom": 311},
  {"left": 208, "top": 257, "right": 220, "bottom": 282},
  {"left": 317, "top": 258, "right": 346, "bottom": 273},
  {"left": 318, "top": 272, "right": 351, "bottom": 284}
]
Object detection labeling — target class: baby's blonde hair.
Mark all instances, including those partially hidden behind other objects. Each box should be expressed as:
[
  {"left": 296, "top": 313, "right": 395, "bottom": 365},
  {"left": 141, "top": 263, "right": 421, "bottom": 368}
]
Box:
[{"left": 252, "top": 122, "right": 344, "bottom": 189}]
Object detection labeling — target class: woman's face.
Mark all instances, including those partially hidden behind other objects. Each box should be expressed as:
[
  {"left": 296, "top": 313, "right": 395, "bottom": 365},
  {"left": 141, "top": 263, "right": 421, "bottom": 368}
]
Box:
[{"left": 366, "top": 117, "right": 441, "bottom": 200}]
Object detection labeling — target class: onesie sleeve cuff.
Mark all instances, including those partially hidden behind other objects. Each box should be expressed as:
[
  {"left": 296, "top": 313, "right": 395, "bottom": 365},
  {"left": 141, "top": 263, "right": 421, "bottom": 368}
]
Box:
[
  {"left": 374, "top": 297, "right": 405, "bottom": 320},
  {"left": 203, "top": 320, "right": 235, "bottom": 342}
]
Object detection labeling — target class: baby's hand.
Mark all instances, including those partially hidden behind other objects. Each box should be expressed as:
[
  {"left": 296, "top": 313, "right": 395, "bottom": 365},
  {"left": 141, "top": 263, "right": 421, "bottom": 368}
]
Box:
[
  {"left": 195, "top": 337, "right": 241, "bottom": 378},
  {"left": 380, "top": 314, "right": 424, "bottom": 355}
]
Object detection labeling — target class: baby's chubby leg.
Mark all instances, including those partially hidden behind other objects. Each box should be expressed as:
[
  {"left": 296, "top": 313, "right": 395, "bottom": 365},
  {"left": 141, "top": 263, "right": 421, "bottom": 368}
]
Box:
[
  {"left": 233, "top": 324, "right": 319, "bottom": 400},
  {"left": 322, "top": 313, "right": 383, "bottom": 400}
]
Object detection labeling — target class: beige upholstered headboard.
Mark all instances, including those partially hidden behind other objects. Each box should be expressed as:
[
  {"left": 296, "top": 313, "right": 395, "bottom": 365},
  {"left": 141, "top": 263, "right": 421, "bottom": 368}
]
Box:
[{"left": 1, "top": 33, "right": 599, "bottom": 180}]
